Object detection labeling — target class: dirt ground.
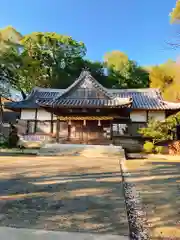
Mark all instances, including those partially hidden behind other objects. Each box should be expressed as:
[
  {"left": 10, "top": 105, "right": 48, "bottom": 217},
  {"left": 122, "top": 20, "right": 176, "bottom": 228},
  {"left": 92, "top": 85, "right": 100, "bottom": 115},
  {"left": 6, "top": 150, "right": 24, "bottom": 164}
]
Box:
[
  {"left": 0, "top": 155, "right": 129, "bottom": 236},
  {"left": 125, "top": 156, "right": 180, "bottom": 239}
]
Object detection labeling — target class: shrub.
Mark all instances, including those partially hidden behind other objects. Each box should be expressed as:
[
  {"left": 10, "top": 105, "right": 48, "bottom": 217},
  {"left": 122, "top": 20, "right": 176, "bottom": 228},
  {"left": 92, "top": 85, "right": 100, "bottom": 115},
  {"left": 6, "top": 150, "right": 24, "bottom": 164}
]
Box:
[
  {"left": 8, "top": 126, "right": 19, "bottom": 148},
  {"left": 143, "top": 141, "right": 154, "bottom": 153},
  {"left": 155, "top": 146, "right": 164, "bottom": 154},
  {"left": 0, "top": 140, "right": 9, "bottom": 148},
  {"left": 139, "top": 111, "right": 180, "bottom": 145}
]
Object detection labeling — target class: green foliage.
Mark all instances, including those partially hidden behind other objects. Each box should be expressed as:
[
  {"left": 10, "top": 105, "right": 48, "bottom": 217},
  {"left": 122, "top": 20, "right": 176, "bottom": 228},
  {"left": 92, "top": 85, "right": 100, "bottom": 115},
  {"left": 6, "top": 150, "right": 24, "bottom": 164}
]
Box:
[
  {"left": 155, "top": 146, "right": 164, "bottom": 154},
  {"left": 139, "top": 112, "right": 180, "bottom": 144},
  {"left": 0, "top": 27, "right": 150, "bottom": 94},
  {"left": 0, "top": 140, "right": 9, "bottom": 148},
  {"left": 143, "top": 141, "right": 155, "bottom": 153},
  {"left": 139, "top": 120, "right": 167, "bottom": 144},
  {"left": 0, "top": 30, "right": 87, "bottom": 94},
  {"left": 104, "top": 51, "right": 149, "bottom": 89},
  {"left": 0, "top": 81, "right": 10, "bottom": 141},
  {"left": 0, "top": 26, "right": 22, "bottom": 53}
]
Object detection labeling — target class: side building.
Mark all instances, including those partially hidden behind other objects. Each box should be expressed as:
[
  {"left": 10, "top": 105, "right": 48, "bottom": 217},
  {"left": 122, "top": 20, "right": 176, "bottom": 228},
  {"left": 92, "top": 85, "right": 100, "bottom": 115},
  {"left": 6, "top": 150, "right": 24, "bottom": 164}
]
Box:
[
  {"left": 0, "top": 96, "right": 20, "bottom": 140},
  {"left": 5, "top": 71, "right": 180, "bottom": 145}
]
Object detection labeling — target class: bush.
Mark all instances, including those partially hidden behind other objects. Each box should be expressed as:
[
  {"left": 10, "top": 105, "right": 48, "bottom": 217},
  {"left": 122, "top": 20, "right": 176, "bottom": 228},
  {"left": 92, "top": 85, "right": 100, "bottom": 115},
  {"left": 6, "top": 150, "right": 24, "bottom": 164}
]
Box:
[
  {"left": 8, "top": 126, "right": 19, "bottom": 148},
  {"left": 0, "top": 141, "right": 9, "bottom": 148},
  {"left": 143, "top": 141, "right": 154, "bottom": 153},
  {"left": 139, "top": 111, "right": 180, "bottom": 144},
  {"left": 155, "top": 146, "right": 164, "bottom": 154}
]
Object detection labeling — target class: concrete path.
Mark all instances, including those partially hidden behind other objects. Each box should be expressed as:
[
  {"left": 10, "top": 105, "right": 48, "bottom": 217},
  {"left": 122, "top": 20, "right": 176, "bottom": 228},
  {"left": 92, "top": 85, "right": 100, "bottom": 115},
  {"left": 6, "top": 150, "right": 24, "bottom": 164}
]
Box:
[{"left": 0, "top": 227, "right": 129, "bottom": 240}]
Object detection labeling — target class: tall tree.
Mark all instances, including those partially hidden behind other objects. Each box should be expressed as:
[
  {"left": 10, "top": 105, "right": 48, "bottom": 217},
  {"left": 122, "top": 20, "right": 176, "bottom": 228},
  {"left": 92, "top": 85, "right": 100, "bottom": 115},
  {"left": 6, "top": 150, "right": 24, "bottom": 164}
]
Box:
[
  {"left": 0, "top": 47, "right": 32, "bottom": 98},
  {"left": 104, "top": 51, "right": 149, "bottom": 88},
  {"left": 149, "top": 60, "right": 180, "bottom": 101},
  {"left": 104, "top": 51, "right": 129, "bottom": 72},
  {"left": 0, "top": 31, "right": 87, "bottom": 94},
  {"left": 66, "top": 58, "right": 111, "bottom": 87},
  {"left": 21, "top": 32, "right": 87, "bottom": 89},
  {"left": 0, "top": 81, "right": 10, "bottom": 142},
  {"left": 0, "top": 26, "right": 22, "bottom": 52},
  {"left": 170, "top": 0, "right": 180, "bottom": 23}
]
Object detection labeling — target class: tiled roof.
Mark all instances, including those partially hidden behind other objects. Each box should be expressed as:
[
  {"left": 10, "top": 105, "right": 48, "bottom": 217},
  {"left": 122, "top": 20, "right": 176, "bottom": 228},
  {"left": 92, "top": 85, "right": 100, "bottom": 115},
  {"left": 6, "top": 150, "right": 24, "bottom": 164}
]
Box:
[
  {"left": 37, "top": 98, "right": 132, "bottom": 108},
  {"left": 4, "top": 71, "right": 180, "bottom": 110},
  {"left": 5, "top": 88, "right": 64, "bottom": 109},
  {"left": 108, "top": 88, "right": 180, "bottom": 110},
  {"left": 58, "top": 70, "right": 113, "bottom": 99},
  {"left": 108, "top": 88, "right": 173, "bottom": 110}
]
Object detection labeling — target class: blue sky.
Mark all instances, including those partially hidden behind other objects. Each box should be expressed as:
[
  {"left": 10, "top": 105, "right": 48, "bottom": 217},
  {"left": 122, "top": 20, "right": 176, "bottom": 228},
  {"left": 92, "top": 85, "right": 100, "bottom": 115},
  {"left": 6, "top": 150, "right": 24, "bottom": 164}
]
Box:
[{"left": 0, "top": 0, "right": 179, "bottom": 66}]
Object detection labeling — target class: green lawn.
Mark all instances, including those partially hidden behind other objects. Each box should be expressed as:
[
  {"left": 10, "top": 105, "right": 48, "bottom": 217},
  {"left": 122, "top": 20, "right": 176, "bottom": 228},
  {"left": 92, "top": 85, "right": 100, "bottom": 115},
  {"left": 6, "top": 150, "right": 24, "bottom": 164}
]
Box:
[{"left": 125, "top": 156, "right": 180, "bottom": 239}]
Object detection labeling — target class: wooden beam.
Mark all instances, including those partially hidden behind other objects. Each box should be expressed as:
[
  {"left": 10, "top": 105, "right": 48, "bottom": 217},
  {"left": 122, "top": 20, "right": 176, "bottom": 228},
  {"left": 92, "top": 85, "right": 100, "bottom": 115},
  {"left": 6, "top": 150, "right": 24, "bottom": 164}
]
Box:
[{"left": 57, "top": 116, "right": 114, "bottom": 121}]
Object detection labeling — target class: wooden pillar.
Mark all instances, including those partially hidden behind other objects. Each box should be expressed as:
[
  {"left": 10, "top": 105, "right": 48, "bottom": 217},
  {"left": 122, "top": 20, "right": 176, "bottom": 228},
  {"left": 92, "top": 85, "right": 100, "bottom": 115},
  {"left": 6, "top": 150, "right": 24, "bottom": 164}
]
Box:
[
  {"left": 110, "top": 119, "right": 113, "bottom": 140},
  {"left": 50, "top": 113, "right": 53, "bottom": 134},
  {"left": 26, "top": 121, "right": 29, "bottom": 134},
  {"left": 68, "top": 121, "right": 71, "bottom": 141},
  {"left": 34, "top": 109, "right": 38, "bottom": 133},
  {"left": 81, "top": 120, "right": 83, "bottom": 141},
  {"left": 56, "top": 119, "right": 60, "bottom": 142}
]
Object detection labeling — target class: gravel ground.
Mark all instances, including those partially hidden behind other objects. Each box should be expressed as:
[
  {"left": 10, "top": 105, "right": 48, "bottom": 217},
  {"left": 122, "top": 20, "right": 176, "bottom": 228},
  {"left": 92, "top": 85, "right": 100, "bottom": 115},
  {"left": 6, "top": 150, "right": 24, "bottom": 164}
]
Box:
[
  {"left": 0, "top": 154, "right": 129, "bottom": 236},
  {"left": 120, "top": 158, "right": 150, "bottom": 240},
  {"left": 124, "top": 157, "right": 180, "bottom": 239}
]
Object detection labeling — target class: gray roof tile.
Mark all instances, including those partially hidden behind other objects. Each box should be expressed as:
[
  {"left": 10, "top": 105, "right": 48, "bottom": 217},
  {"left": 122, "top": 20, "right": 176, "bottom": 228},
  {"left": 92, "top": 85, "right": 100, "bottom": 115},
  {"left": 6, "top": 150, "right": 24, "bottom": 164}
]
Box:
[
  {"left": 37, "top": 98, "right": 132, "bottom": 108},
  {"left": 4, "top": 71, "right": 180, "bottom": 110}
]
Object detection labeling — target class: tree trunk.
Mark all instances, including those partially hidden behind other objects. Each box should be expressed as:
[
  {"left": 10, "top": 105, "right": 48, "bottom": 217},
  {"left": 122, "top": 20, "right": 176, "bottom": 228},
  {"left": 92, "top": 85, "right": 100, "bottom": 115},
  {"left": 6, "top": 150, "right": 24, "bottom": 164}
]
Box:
[{"left": 20, "top": 89, "right": 27, "bottom": 100}]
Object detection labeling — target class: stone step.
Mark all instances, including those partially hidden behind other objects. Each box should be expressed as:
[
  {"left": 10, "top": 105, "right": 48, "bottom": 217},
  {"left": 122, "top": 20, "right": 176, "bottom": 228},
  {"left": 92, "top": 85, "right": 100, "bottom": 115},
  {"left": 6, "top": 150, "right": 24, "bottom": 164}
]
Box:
[{"left": 38, "top": 143, "right": 124, "bottom": 157}]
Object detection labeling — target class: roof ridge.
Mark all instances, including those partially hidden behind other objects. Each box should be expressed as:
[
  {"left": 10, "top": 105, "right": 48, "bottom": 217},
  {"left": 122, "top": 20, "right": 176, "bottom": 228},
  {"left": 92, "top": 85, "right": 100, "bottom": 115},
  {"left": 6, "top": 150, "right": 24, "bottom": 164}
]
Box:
[{"left": 54, "top": 70, "right": 113, "bottom": 100}]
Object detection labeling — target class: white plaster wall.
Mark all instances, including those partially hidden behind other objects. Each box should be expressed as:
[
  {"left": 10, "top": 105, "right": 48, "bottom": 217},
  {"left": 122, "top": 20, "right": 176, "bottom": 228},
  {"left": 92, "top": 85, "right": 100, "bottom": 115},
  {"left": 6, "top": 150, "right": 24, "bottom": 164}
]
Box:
[
  {"left": 21, "top": 109, "right": 35, "bottom": 120},
  {"left": 130, "top": 111, "right": 147, "bottom": 122},
  {"left": 148, "top": 111, "right": 165, "bottom": 121},
  {"left": 37, "top": 109, "right": 51, "bottom": 120}
]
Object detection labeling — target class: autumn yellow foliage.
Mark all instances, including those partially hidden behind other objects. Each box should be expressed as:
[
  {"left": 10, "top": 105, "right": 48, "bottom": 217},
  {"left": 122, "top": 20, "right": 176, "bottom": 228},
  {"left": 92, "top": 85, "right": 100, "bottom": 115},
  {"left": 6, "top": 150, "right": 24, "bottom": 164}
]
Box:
[{"left": 170, "top": 0, "right": 180, "bottom": 23}]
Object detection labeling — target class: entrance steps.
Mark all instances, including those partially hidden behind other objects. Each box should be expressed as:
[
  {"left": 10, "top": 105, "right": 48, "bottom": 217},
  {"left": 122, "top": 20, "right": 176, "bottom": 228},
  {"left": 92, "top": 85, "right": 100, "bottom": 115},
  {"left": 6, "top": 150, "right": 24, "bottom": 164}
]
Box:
[{"left": 38, "top": 143, "right": 124, "bottom": 158}]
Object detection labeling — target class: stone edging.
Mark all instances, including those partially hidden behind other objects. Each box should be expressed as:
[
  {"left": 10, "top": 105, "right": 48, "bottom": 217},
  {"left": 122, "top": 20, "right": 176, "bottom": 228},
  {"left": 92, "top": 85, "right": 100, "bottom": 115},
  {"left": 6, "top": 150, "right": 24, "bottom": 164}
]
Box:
[
  {"left": 0, "top": 148, "right": 38, "bottom": 154},
  {"left": 119, "top": 157, "right": 150, "bottom": 240}
]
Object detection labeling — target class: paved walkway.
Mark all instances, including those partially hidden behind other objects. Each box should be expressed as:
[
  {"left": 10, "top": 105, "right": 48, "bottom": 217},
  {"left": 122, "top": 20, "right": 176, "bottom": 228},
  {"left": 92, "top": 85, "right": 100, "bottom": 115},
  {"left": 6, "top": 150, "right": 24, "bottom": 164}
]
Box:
[{"left": 0, "top": 227, "right": 129, "bottom": 240}]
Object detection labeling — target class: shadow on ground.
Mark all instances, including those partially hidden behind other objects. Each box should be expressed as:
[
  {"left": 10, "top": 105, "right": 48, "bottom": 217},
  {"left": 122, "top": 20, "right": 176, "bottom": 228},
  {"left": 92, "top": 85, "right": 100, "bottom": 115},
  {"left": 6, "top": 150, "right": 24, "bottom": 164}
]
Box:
[
  {"left": 0, "top": 155, "right": 128, "bottom": 236},
  {"left": 126, "top": 158, "right": 180, "bottom": 239}
]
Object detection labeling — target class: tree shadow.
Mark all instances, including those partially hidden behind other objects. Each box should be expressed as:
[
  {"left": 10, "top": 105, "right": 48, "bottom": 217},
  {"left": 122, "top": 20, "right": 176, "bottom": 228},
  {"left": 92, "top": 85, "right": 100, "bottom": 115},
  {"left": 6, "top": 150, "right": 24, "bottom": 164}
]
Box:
[
  {"left": 0, "top": 169, "right": 128, "bottom": 236},
  {"left": 126, "top": 159, "right": 180, "bottom": 239}
]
